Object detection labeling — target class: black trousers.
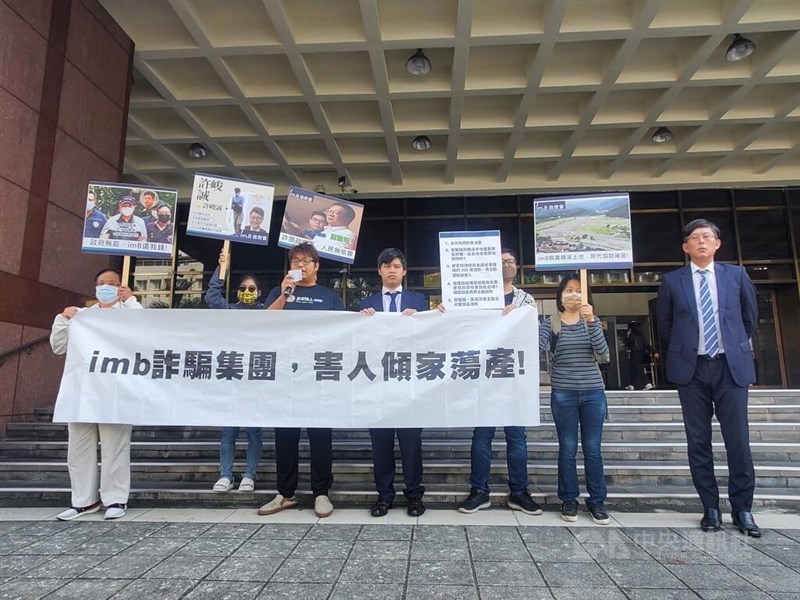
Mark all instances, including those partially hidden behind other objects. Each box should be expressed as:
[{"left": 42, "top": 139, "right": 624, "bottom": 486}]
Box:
[
  {"left": 676, "top": 355, "right": 755, "bottom": 513},
  {"left": 628, "top": 351, "right": 648, "bottom": 389},
  {"left": 369, "top": 428, "right": 424, "bottom": 503},
  {"left": 274, "top": 428, "right": 333, "bottom": 498}
]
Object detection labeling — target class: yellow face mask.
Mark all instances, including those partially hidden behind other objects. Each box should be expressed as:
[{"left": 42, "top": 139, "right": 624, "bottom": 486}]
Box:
[{"left": 237, "top": 289, "right": 258, "bottom": 304}]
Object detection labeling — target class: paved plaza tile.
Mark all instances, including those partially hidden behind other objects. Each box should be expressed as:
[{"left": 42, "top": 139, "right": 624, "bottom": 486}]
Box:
[{"left": 0, "top": 509, "right": 797, "bottom": 600}]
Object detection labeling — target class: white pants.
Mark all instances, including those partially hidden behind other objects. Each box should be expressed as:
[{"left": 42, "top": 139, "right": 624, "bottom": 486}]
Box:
[{"left": 67, "top": 423, "right": 132, "bottom": 507}]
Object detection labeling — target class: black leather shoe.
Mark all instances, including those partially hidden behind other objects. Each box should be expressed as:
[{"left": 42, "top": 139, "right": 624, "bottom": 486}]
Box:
[
  {"left": 370, "top": 501, "right": 392, "bottom": 517},
  {"left": 407, "top": 498, "right": 426, "bottom": 517},
  {"left": 700, "top": 507, "right": 721, "bottom": 532},
  {"left": 732, "top": 511, "right": 762, "bottom": 538}
]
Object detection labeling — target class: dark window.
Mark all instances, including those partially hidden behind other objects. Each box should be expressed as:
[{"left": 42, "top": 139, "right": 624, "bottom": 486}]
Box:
[
  {"left": 406, "top": 218, "right": 464, "bottom": 267},
  {"left": 738, "top": 209, "right": 791, "bottom": 260},
  {"left": 407, "top": 196, "right": 464, "bottom": 216},
  {"left": 357, "top": 196, "right": 405, "bottom": 217},
  {"left": 631, "top": 212, "right": 684, "bottom": 263},
  {"left": 521, "top": 217, "right": 535, "bottom": 264},
  {"left": 735, "top": 188, "right": 785, "bottom": 207},
  {"left": 466, "top": 195, "right": 519, "bottom": 214},
  {"left": 352, "top": 220, "right": 405, "bottom": 268},
  {"left": 630, "top": 191, "right": 677, "bottom": 210},
  {"left": 681, "top": 189, "right": 731, "bottom": 208}
]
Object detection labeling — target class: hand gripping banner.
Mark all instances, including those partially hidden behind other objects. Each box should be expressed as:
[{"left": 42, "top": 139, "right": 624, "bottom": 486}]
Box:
[{"left": 53, "top": 307, "right": 540, "bottom": 428}]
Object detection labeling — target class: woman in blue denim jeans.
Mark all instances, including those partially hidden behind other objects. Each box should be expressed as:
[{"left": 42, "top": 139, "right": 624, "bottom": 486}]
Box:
[
  {"left": 204, "top": 248, "right": 264, "bottom": 493},
  {"left": 539, "top": 274, "right": 611, "bottom": 524}
]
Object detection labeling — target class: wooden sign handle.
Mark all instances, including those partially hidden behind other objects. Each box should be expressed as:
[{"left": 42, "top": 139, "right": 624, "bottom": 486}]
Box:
[
  {"left": 219, "top": 240, "right": 231, "bottom": 280},
  {"left": 580, "top": 269, "right": 588, "bottom": 316},
  {"left": 121, "top": 256, "right": 131, "bottom": 287}
]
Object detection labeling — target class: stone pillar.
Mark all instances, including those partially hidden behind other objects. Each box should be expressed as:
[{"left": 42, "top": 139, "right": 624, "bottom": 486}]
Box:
[{"left": 0, "top": 0, "right": 133, "bottom": 433}]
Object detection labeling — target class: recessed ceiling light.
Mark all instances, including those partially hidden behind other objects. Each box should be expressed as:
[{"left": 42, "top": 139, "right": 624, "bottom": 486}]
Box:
[
  {"left": 652, "top": 127, "right": 673, "bottom": 143},
  {"left": 406, "top": 49, "right": 432, "bottom": 76},
  {"left": 725, "top": 34, "right": 756, "bottom": 62},
  {"left": 188, "top": 143, "right": 207, "bottom": 159},
  {"left": 412, "top": 135, "right": 432, "bottom": 151}
]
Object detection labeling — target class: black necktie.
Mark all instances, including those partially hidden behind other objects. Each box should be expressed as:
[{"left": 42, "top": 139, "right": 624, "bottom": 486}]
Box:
[{"left": 386, "top": 291, "right": 399, "bottom": 312}]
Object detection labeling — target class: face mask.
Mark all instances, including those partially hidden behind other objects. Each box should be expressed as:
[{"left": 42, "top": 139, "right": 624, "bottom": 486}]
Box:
[
  {"left": 237, "top": 289, "right": 258, "bottom": 304},
  {"left": 87, "top": 200, "right": 95, "bottom": 211},
  {"left": 502, "top": 265, "right": 516, "bottom": 280},
  {"left": 562, "top": 291, "right": 582, "bottom": 307},
  {"left": 121, "top": 207, "right": 134, "bottom": 217},
  {"left": 95, "top": 284, "right": 118, "bottom": 304},
  {"left": 157, "top": 214, "right": 170, "bottom": 223}
]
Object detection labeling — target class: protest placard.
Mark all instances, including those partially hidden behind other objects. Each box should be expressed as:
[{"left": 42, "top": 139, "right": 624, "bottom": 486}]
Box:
[
  {"left": 278, "top": 186, "right": 364, "bottom": 264},
  {"left": 187, "top": 173, "right": 275, "bottom": 246},
  {"left": 439, "top": 231, "right": 504, "bottom": 310},
  {"left": 82, "top": 182, "right": 178, "bottom": 260}
]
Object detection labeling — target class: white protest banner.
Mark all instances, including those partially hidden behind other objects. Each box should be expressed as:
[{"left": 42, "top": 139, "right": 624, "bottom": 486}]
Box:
[
  {"left": 187, "top": 173, "right": 275, "bottom": 246},
  {"left": 533, "top": 192, "right": 633, "bottom": 271},
  {"left": 83, "top": 182, "right": 178, "bottom": 259},
  {"left": 439, "top": 231, "right": 504, "bottom": 310},
  {"left": 53, "top": 308, "right": 539, "bottom": 428},
  {"left": 278, "top": 186, "right": 364, "bottom": 264}
]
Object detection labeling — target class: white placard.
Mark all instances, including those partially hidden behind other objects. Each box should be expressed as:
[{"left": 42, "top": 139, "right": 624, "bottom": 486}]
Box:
[
  {"left": 53, "top": 308, "right": 539, "bottom": 428},
  {"left": 187, "top": 173, "right": 275, "bottom": 246},
  {"left": 439, "top": 231, "right": 504, "bottom": 310}
]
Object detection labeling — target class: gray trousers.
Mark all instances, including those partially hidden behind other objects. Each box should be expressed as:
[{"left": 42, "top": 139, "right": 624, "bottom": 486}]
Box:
[{"left": 67, "top": 423, "right": 132, "bottom": 507}]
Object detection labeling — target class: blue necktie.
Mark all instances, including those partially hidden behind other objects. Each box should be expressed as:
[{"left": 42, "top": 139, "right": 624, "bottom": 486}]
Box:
[
  {"left": 386, "top": 291, "right": 399, "bottom": 313},
  {"left": 698, "top": 270, "right": 719, "bottom": 357}
]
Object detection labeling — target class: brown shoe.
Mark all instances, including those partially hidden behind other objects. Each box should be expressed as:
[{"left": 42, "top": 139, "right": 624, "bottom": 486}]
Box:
[{"left": 257, "top": 494, "right": 298, "bottom": 516}]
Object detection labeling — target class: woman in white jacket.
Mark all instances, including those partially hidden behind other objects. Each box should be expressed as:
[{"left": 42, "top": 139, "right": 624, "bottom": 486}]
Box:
[{"left": 50, "top": 268, "right": 142, "bottom": 520}]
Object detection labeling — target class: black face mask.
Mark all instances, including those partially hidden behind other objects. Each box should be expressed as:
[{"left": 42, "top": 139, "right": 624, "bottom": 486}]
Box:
[{"left": 157, "top": 215, "right": 170, "bottom": 223}]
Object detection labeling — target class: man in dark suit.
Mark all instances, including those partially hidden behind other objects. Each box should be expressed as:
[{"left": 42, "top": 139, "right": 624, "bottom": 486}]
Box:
[
  {"left": 359, "top": 248, "right": 429, "bottom": 517},
  {"left": 657, "top": 219, "right": 760, "bottom": 536}
]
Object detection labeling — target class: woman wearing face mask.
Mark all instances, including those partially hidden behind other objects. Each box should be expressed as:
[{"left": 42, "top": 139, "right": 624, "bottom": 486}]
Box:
[
  {"left": 539, "top": 274, "right": 611, "bottom": 525},
  {"left": 204, "top": 247, "right": 265, "bottom": 493},
  {"left": 50, "top": 269, "right": 142, "bottom": 520}
]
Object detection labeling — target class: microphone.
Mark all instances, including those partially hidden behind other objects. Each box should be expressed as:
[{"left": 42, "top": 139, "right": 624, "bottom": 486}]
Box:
[{"left": 283, "top": 285, "right": 294, "bottom": 298}]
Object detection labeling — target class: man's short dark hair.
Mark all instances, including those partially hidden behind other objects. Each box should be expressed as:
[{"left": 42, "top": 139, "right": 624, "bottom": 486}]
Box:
[
  {"left": 330, "top": 202, "right": 356, "bottom": 224},
  {"left": 555, "top": 272, "right": 593, "bottom": 313},
  {"left": 250, "top": 206, "right": 265, "bottom": 218},
  {"left": 501, "top": 247, "right": 518, "bottom": 263},
  {"left": 142, "top": 191, "right": 156, "bottom": 198},
  {"left": 94, "top": 268, "right": 121, "bottom": 283},
  {"left": 683, "top": 219, "right": 720, "bottom": 241},
  {"left": 234, "top": 188, "right": 241, "bottom": 193},
  {"left": 288, "top": 242, "right": 319, "bottom": 263},
  {"left": 377, "top": 248, "right": 407, "bottom": 269},
  {"left": 310, "top": 210, "right": 327, "bottom": 221}
]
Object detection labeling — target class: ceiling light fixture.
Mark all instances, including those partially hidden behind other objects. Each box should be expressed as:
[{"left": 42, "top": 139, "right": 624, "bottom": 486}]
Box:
[
  {"left": 188, "top": 142, "right": 207, "bottom": 159},
  {"left": 406, "top": 49, "right": 432, "bottom": 76},
  {"left": 412, "top": 135, "right": 432, "bottom": 151},
  {"left": 652, "top": 127, "right": 673, "bottom": 143},
  {"left": 725, "top": 34, "right": 756, "bottom": 62}
]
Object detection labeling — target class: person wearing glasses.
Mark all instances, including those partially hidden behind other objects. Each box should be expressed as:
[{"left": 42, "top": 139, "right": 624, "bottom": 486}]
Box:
[
  {"left": 657, "top": 219, "right": 760, "bottom": 537},
  {"left": 313, "top": 202, "right": 358, "bottom": 253},
  {"left": 50, "top": 268, "right": 141, "bottom": 521},
  {"left": 456, "top": 248, "right": 544, "bottom": 517},
  {"left": 204, "top": 247, "right": 265, "bottom": 493},
  {"left": 258, "top": 243, "right": 344, "bottom": 518}
]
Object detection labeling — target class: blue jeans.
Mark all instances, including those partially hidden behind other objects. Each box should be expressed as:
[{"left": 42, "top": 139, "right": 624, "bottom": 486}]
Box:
[
  {"left": 469, "top": 426, "right": 529, "bottom": 495},
  {"left": 219, "top": 427, "right": 263, "bottom": 480},
  {"left": 550, "top": 388, "right": 607, "bottom": 508}
]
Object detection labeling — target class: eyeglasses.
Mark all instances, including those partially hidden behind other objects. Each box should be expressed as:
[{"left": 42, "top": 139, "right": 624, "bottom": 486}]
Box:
[
  {"left": 290, "top": 258, "right": 315, "bottom": 267},
  {"left": 686, "top": 233, "right": 717, "bottom": 242},
  {"left": 238, "top": 285, "right": 257, "bottom": 292},
  {"left": 502, "top": 259, "right": 517, "bottom": 265}
]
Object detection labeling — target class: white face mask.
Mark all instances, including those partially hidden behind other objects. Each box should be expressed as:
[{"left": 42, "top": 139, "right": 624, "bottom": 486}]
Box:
[
  {"left": 87, "top": 200, "right": 95, "bottom": 211},
  {"left": 121, "top": 207, "right": 134, "bottom": 217},
  {"left": 95, "top": 284, "right": 118, "bottom": 304}
]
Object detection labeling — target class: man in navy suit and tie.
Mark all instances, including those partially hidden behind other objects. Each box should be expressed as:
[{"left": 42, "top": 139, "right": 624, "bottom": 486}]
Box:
[
  {"left": 657, "top": 219, "right": 760, "bottom": 536},
  {"left": 359, "top": 248, "right": 429, "bottom": 517}
]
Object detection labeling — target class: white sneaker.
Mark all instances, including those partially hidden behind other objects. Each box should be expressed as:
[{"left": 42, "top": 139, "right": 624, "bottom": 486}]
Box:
[
  {"left": 257, "top": 494, "right": 298, "bottom": 516},
  {"left": 238, "top": 477, "right": 255, "bottom": 492},
  {"left": 625, "top": 385, "right": 634, "bottom": 391},
  {"left": 644, "top": 383, "right": 654, "bottom": 390},
  {"left": 314, "top": 495, "right": 334, "bottom": 518},
  {"left": 104, "top": 504, "right": 127, "bottom": 520},
  {"left": 56, "top": 501, "right": 101, "bottom": 521},
  {"left": 213, "top": 477, "right": 234, "bottom": 492}
]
